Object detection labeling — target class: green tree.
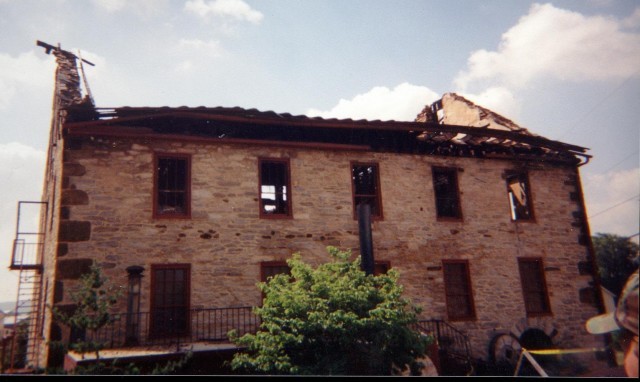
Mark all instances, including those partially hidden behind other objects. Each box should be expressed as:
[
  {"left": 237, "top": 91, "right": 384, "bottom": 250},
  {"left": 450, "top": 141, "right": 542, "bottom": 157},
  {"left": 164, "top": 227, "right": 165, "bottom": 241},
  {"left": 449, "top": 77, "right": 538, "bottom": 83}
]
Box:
[
  {"left": 52, "top": 261, "right": 122, "bottom": 360},
  {"left": 49, "top": 262, "right": 191, "bottom": 375},
  {"left": 592, "top": 233, "right": 639, "bottom": 296},
  {"left": 230, "top": 246, "right": 431, "bottom": 375}
]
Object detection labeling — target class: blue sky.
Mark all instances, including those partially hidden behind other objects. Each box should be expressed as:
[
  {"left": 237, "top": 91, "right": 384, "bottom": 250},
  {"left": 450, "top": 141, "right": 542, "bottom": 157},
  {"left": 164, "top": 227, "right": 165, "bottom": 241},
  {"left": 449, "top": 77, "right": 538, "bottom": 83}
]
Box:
[{"left": 0, "top": 0, "right": 638, "bottom": 302}]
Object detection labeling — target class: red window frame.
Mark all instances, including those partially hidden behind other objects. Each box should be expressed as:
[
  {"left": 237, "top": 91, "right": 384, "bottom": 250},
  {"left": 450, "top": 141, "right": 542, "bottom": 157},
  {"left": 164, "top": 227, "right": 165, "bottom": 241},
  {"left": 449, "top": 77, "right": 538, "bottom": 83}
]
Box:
[
  {"left": 258, "top": 158, "right": 293, "bottom": 219},
  {"left": 351, "top": 162, "right": 383, "bottom": 220},
  {"left": 432, "top": 166, "right": 463, "bottom": 220},
  {"left": 442, "top": 260, "right": 476, "bottom": 321},
  {"left": 517, "top": 257, "right": 552, "bottom": 316},
  {"left": 149, "top": 263, "right": 191, "bottom": 338},
  {"left": 153, "top": 153, "right": 191, "bottom": 219}
]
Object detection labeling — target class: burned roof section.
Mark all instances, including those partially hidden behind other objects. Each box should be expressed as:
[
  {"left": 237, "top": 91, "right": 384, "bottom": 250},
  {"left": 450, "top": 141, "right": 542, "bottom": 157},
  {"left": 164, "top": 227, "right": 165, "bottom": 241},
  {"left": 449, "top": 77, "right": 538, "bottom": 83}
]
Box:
[{"left": 63, "top": 104, "right": 590, "bottom": 166}]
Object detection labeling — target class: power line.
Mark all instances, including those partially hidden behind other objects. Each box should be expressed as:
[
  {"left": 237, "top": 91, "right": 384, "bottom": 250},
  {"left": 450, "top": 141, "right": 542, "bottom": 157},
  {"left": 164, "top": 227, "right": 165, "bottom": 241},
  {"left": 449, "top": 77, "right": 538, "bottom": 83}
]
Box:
[
  {"left": 600, "top": 150, "right": 639, "bottom": 173},
  {"left": 558, "top": 69, "right": 640, "bottom": 140},
  {"left": 588, "top": 194, "right": 640, "bottom": 219}
]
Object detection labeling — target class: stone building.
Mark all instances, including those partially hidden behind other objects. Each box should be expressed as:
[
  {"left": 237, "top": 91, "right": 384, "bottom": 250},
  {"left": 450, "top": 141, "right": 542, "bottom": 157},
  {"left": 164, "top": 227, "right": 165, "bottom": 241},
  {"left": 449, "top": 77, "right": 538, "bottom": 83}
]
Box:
[{"left": 7, "top": 43, "right": 607, "bottom": 374}]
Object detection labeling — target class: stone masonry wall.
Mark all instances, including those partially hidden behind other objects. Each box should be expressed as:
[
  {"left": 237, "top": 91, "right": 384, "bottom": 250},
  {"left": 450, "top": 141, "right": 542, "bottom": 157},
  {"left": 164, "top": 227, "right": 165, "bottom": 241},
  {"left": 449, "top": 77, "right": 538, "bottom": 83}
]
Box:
[{"left": 57, "top": 135, "right": 601, "bottom": 361}]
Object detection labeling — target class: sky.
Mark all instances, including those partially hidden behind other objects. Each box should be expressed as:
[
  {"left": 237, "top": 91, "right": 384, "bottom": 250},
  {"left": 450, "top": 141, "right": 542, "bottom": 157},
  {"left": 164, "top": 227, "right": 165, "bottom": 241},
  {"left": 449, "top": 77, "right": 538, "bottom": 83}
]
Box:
[{"left": 0, "top": 0, "right": 638, "bottom": 303}]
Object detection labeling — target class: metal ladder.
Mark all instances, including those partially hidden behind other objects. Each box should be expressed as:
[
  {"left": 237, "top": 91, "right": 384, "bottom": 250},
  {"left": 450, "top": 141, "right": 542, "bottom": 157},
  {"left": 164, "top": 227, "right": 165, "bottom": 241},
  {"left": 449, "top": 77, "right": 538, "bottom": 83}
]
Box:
[{"left": 7, "top": 201, "right": 47, "bottom": 373}]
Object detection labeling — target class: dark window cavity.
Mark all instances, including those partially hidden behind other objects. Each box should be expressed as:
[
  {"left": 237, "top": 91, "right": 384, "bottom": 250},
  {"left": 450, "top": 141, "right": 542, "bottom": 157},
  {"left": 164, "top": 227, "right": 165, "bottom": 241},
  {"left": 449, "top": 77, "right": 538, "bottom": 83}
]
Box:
[
  {"left": 260, "top": 159, "right": 292, "bottom": 218},
  {"left": 518, "top": 258, "right": 551, "bottom": 316},
  {"left": 442, "top": 260, "right": 476, "bottom": 320},
  {"left": 155, "top": 155, "right": 190, "bottom": 218},
  {"left": 506, "top": 172, "right": 533, "bottom": 221},
  {"left": 351, "top": 163, "right": 382, "bottom": 219},
  {"left": 432, "top": 167, "right": 462, "bottom": 219}
]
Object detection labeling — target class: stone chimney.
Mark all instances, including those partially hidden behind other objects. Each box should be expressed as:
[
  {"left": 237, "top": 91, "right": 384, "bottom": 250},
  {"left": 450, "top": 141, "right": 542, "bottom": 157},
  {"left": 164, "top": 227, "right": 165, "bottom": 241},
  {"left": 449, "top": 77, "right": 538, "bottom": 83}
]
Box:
[{"left": 52, "top": 49, "right": 83, "bottom": 108}]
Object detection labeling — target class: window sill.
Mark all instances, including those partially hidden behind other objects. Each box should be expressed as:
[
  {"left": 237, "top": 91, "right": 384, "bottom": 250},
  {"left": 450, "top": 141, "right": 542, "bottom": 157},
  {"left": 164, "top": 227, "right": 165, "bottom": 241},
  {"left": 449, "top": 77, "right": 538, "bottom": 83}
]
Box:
[
  {"left": 511, "top": 219, "right": 537, "bottom": 223},
  {"left": 153, "top": 214, "right": 191, "bottom": 220},
  {"left": 260, "top": 214, "right": 293, "bottom": 220},
  {"left": 525, "top": 312, "right": 553, "bottom": 318},
  {"left": 436, "top": 217, "right": 464, "bottom": 223}
]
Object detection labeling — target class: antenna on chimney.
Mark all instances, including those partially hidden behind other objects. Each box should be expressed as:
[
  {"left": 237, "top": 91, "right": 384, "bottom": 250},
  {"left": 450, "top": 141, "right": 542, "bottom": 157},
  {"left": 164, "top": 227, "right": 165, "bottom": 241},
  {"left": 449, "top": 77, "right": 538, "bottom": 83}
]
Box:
[
  {"left": 36, "top": 40, "right": 95, "bottom": 66},
  {"left": 77, "top": 50, "right": 94, "bottom": 105}
]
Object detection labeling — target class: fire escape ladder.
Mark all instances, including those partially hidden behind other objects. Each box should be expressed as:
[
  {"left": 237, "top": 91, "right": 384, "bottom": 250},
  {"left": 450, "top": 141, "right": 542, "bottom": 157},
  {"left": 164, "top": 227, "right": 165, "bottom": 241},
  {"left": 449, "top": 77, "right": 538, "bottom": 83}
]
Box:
[{"left": 7, "top": 201, "right": 47, "bottom": 373}]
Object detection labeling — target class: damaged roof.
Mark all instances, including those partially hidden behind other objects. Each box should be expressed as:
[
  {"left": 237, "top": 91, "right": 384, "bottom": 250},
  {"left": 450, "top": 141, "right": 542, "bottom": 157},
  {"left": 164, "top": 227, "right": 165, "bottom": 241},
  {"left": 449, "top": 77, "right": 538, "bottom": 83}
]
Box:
[
  {"left": 63, "top": 103, "right": 590, "bottom": 166},
  {"left": 41, "top": 40, "right": 590, "bottom": 166}
]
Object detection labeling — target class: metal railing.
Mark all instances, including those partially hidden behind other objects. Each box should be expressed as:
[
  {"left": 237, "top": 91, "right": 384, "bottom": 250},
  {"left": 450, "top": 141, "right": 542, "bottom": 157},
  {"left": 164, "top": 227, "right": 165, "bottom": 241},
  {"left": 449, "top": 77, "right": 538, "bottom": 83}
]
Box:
[
  {"left": 412, "top": 319, "right": 472, "bottom": 375},
  {"left": 81, "top": 306, "right": 259, "bottom": 350},
  {"left": 73, "top": 308, "right": 472, "bottom": 375}
]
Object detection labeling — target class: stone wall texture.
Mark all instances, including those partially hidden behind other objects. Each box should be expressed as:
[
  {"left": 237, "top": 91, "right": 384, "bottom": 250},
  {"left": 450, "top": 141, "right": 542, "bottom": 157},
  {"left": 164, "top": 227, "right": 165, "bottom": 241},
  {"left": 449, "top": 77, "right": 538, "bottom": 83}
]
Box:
[{"left": 49, "top": 134, "right": 601, "bottom": 362}]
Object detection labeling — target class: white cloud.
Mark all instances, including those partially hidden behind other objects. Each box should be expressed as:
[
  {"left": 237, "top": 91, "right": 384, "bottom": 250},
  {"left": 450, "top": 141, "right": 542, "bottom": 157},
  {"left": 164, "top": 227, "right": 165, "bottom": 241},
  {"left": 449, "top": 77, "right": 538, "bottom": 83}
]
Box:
[
  {"left": 458, "top": 87, "right": 522, "bottom": 122},
  {"left": 0, "top": 51, "right": 55, "bottom": 109},
  {"left": 583, "top": 167, "right": 640, "bottom": 237},
  {"left": 0, "top": 142, "right": 46, "bottom": 302},
  {"left": 307, "top": 83, "right": 439, "bottom": 122},
  {"left": 170, "top": 39, "right": 224, "bottom": 72},
  {"left": 91, "top": 0, "right": 167, "bottom": 16},
  {"left": 92, "top": 0, "right": 126, "bottom": 12},
  {"left": 184, "top": 0, "right": 263, "bottom": 24},
  {"left": 455, "top": 3, "right": 640, "bottom": 91},
  {"left": 178, "top": 38, "right": 223, "bottom": 56},
  {"left": 622, "top": 7, "right": 640, "bottom": 29}
]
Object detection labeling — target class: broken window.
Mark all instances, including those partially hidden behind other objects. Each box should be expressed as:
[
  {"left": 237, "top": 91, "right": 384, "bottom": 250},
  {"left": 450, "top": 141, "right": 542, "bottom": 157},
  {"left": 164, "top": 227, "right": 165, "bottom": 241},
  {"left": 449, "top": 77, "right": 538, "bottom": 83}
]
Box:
[
  {"left": 150, "top": 264, "right": 190, "bottom": 337},
  {"left": 432, "top": 167, "right": 462, "bottom": 219},
  {"left": 351, "top": 162, "right": 382, "bottom": 219},
  {"left": 506, "top": 172, "right": 534, "bottom": 221},
  {"left": 442, "top": 260, "right": 476, "bottom": 320},
  {"left": 518, "top": 258, "right": 551, "bottom": 316},
  {"left": 155, "top": 154, "right": 190, "bottom": 218},
  {"left": 259, "top": 159, "right": 292, "bottom": 217}
]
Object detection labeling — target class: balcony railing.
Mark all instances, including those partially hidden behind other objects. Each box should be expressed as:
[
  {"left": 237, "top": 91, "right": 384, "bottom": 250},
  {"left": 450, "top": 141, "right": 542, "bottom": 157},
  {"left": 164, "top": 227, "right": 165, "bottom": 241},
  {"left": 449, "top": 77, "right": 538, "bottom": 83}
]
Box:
[
  {"left": 80, "top": 306, "right": 259, "bottom": 350},
  {"left": 10, "top": 201, "right": 47, "bottom": 270},
  {"left": 72, "top": 307, "right": 471, "bottom": 374}
]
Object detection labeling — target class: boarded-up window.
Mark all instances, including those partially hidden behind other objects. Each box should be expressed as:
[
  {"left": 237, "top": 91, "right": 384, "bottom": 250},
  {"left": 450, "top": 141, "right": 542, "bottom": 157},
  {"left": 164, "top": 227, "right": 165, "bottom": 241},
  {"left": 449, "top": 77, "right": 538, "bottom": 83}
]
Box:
[
  {"left": 506, "top": 172, "right": 534, "bottom": 221},
  {"left": 150, "top": 264, "right": 191, "bottom": 337},
  {"left": 518, "top": 258, "right": 551, "bottom": 316},
  {"left": 155, "top": 154, "right": 190, "bottom": 218},
  {"left": 352, "top": 163, "right": 382, "bottom": 219},
  {"left": 259, "top": 159, "right": 292, "bottom": 218},
  {"left": 432, "top": 167, "right": 462, "bottom": 219},
  {"left": 443, "top": 260, "right": 476, "bottom": 320}
]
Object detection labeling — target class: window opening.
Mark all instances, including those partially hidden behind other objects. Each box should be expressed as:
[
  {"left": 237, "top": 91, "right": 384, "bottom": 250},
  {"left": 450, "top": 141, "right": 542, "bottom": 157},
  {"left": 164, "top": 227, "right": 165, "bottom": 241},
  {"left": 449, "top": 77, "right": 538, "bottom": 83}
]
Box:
[
  {"left": 150, "top": 264, "right": 190, "bottom": 337},
  {"left": 432, "top": 167, "right": 462, "bottom": 219},
  {"left": 506, "top": 172, "right": 533, "bottom": 221},
  {"left": 374, "top": 261, "right": 390, "bottom": 276},
  {"left": 155, "top": 155, "right": 190, "bottom": 218},
  {"left": 260, "top": 159, "right": 291, "bottom": 217},
  {"left": 352, "top": 163, "right": 382, "bottom": 219},
  {"left": 518, "top": 258, "right": 551, "bottom": 316},
  {"left": 260, "top": 261, "right": 291, "bottom": 283},
  {"left": 442, "top": 260, "right": 476, "bottom": 320}
]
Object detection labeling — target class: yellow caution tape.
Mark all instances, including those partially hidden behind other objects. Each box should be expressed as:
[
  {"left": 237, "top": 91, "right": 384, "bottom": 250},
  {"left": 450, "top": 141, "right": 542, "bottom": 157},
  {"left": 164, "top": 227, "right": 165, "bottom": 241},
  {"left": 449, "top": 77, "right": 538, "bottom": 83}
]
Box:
[{"left": 525, "top": 347, "right": 607, "bottom": 355}]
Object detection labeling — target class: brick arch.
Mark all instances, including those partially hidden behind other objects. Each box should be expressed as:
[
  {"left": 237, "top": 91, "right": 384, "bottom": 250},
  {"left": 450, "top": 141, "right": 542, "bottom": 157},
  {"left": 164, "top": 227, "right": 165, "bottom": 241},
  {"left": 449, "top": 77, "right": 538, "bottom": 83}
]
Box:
[{"left": 509, "top": 317, "right": 558, "bottom": 342}]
